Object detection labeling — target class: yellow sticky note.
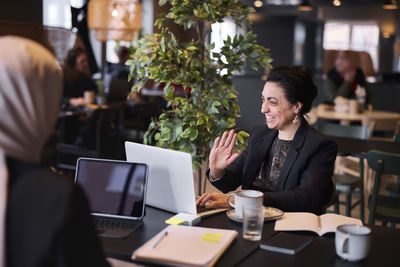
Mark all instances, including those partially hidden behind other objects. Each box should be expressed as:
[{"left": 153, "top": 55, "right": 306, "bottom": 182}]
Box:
[
  {"left": 165, "top": 217, "right": 186, "bottom": 225},
  {"left": 202, "top": 233, "right": 223, "bottom": 243}
]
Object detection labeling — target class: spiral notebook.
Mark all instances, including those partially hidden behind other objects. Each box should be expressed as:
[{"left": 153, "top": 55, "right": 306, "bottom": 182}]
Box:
[{"left": 132, "top": 225, "right": 237, "bottom": 267}]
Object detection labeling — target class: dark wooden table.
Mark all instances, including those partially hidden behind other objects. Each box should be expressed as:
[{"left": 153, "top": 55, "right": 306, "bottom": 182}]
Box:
[{"left": 101, "top": 206, "right": 400, "bottom": 267}]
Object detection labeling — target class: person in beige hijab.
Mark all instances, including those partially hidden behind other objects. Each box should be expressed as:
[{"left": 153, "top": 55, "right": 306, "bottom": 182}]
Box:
[{"left": 0, "top": 36, "right": 110, "bottom": 267}]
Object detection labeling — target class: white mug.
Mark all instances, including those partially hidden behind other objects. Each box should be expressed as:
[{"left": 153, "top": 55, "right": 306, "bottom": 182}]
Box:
[
  {"left": 227, "top": 190, "right": 263, "bottom": 219},
  {"left": 84, "top": 91, "right": 95, "bottom": 104},
  {"left": 335, "top": 224, "right": 371, "bottom": 262}
]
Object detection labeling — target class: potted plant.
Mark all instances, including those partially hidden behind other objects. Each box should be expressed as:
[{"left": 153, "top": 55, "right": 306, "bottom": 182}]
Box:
[{"left": 127, "top": 0, "right": 272, "bottom": 194}]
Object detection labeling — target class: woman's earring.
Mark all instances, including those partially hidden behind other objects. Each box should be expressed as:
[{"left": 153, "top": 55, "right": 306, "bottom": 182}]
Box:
[{"left": 292, "top": 114, "right": 300, "bottom": 124}]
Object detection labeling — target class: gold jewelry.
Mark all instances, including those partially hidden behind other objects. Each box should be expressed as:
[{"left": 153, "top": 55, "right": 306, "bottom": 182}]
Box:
[{"left": 292, "top": 114, "right": 300, "bottom": 124}]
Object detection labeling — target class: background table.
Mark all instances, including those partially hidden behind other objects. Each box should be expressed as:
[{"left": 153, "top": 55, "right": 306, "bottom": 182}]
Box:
[
  {"left": 101, "top": 206, "right": 400, "bottom": 267},
  {"left": 316, "top": 108, "right": 400, "bottom": 126}
]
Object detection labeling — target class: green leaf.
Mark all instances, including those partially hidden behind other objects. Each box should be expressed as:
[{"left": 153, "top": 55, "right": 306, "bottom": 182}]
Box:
[
  {"left": 186, "top": 46, "right": 197, "bottom": 51},
  {"left": 159, "top": 0, "right": 168, "bottom": 6},
  {"left": 182, "top": 127, "right": 198, "bottom": 141}
]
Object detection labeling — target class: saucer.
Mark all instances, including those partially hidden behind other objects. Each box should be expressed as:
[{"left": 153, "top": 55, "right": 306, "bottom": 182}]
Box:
[{"left": 226, "top": 207, "right": 284, "bottom": 223}]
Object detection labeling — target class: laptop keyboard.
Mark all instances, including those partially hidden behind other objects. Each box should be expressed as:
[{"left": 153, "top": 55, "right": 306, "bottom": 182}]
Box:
[{"left": 94, "top": 217, "right": 143, "bottom": 238}]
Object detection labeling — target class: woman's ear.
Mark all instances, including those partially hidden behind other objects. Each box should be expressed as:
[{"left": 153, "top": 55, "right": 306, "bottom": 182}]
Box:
[{"left": 294, "top": 102, "right": 303, "bottom": 113}]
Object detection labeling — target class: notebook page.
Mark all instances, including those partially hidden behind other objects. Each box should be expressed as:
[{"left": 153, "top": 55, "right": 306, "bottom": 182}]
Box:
[
  {"left": 320, "top": 214, "right": 362, "bottom": 235},
  {"left": 132, "top": 225, "right": 237, "bottom": 267},
  {"left": 274, "top": 212, "right": 319, "bottom": 234}
]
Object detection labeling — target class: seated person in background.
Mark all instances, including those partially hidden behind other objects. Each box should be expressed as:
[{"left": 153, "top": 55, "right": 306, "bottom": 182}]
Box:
[
  {"left": 324, "top": 50, "right": 373, "bottom": 108},
  {"left": 107, "top": 45, "right": 130, "bottom": 81},
  {"left": 0, "top": 36, "right": 110, "bottom": 267},
  {"left": 63, "top": 46, "right": 98, "bottom": 107},
  {"left": 197, "top": 66, "right": 338, "bottom": 215}
]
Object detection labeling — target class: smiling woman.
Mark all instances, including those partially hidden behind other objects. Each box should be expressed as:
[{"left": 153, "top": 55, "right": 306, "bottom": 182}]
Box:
[{"left": 197, "top": 65, "right": 338, "bottom": 215}]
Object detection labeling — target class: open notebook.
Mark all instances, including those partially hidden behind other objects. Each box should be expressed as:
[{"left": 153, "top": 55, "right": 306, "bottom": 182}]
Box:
[
  {"left": 274, "top": 212, "right": 362, "bottom": 236},
  {"left": 132, "top": 225, "right": 237, "bottom": 267}
]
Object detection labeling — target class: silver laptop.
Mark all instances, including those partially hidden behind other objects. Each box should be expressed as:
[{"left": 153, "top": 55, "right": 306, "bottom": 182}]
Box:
[
  {"left": 75, "top": 157, "right": 148, "bottom": 238},
  {"left": 124, "top": 141, "right": 227, "bottom": 217}
]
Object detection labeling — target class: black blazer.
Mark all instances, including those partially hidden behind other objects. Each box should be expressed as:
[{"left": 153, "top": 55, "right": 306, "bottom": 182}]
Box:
[
  {"left": 6, "top": 158, "right": 110, "bottom": 267},
  {"left": 211, "top": 120, "right": 338, "bottom": 214}
]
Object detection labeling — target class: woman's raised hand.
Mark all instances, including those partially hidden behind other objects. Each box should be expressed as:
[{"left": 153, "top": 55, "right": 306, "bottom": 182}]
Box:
[{"left": 209, "top": 130, "right": 239, "bottom": 178}]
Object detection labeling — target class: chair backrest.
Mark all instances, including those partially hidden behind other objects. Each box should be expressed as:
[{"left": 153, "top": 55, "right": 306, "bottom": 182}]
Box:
[
  {"left": 107, "top": 79, "right": 131, "bottom": 103},
  {"left": 366, "top": 150, "right": 400, "bottom": 225},
  {"left": 362, "top": 117, "right": 399, "bottom": 132},
  {"left": 394, "top": 132, "right": 400, "bottom": 142},
  {"left": 316, "top": 122, "right": 371, "bottom": 140},
  {"left": 322, "top": 49, "right": 374, "bottom": 77},
  {"left": 358, "top": 51, "right": 375, "bottom": 77}
]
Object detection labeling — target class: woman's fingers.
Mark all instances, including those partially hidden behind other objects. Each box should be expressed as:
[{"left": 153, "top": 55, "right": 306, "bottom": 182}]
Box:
[
  {"left": 196, "top": 193, "right": 208, "bottom": 206},
  {"left": 199, "top": 194, "right": 213, "bottom": 207},
  {"left": 204, "top": 194, "right": 230, "bottom": 209},
  {"left": 219, "top": 131, "right": 228, "bottom": 147},
  {"left": 224, "top": 130, "right": 234, "bottom": 147},
  {"left": 227, "top": 132, "right": 237, "bottom": 151},
  {"left": 213, "top": 136, "right": 220, "bottom": 149}
]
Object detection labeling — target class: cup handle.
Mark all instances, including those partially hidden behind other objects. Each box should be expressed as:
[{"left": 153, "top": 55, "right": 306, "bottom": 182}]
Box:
[
  {"left": 227, "top": 194, "right": 235, "bottom": 208},
  {"left": 339, "top": 234, "right": 350, "bottom": 257}
]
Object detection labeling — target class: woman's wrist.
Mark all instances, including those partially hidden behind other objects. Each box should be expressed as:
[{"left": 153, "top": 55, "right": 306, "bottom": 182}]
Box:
[{"left": 208, "top": 169, "right": 225, "bottom": 182}]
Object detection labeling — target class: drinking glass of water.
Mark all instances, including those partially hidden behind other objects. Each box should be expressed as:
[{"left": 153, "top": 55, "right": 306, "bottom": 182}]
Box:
[{"left": 242, "top": 205, "right": 264, "bottom": 241}]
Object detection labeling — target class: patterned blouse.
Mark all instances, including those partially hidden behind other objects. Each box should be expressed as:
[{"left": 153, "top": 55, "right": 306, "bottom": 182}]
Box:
[{"left": 252, "top": 137, "right": 292, "bottom": 191}]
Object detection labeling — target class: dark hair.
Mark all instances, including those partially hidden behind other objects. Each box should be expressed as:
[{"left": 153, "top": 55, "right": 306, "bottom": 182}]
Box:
[
  {"left": 66, "top": 46, "right": 86, "bottom": 68},
  {"left": 63, "top": 46, "right": 86, "bottom": 82},
  {"left": 116, "top": 45, "right": 130, "bottom": 63},
  {"left": 266, "top": 65, "right": 317, "bottom": 115}
]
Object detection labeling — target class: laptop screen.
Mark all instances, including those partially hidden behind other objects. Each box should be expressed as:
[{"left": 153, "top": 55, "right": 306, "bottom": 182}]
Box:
[{"left": 75, "top": 158, "right": 148, "bottom": 219}]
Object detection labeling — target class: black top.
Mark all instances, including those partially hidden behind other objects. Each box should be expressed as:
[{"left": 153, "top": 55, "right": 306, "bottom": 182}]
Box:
[
  {"left": 252, "top": 137, "right": 291, "bottom": 191},
  {"left": 6, "top": 157, "right": 110, "bottom": 267},
  {"left": 107, "top": 63, "right": 129, "bottom": 81},
  {"left": 327, "top": 67, "right": 367, "bottom": 89},
  {"left": 63, "top": 74, "right": 98, "bottom": 99},
  {"left": 326, "top": 67, "right": 373, "bottom": 105},
  {"left": 209, "top": 119, "right": 338, "bottom": 214}
]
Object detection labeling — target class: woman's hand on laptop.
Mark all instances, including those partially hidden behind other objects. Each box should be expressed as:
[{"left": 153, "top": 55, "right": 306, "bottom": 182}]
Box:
[{"left": 196, "top": 193, "right": 231, "bottom": 209}]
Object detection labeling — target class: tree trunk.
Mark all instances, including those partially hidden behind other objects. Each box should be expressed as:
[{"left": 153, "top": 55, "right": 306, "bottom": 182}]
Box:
[{"left": 193, "top": 159, "right": 209, "bottom": 196}]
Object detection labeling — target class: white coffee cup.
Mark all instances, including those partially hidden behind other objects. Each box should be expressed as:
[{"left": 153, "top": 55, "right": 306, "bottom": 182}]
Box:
[
  {"left": 348, "top": 99, "right": 359, "bottom": 114},
  {"left": 335, "top": 224, "right": 371, "bottom": 262},
  {"left": 84, "top": 91, "right": 95, "bottom": 104},
  {"left": 227, "top": 190, "right": 263, "bottom": 219}
]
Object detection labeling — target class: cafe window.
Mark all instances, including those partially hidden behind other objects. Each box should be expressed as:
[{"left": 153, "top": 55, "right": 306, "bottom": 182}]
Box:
[
  {"left": 210, "top": 19, "right": 242, "bottom": 75},
  {"left": 323, "top": 22, "right": 380, "bottom": 71},
  {"left": 43, "top": 0, "right": 78, "bottom": 28}
]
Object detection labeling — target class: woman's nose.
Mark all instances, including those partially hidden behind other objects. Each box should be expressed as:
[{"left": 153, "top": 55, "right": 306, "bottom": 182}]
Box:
[{"left": 261, "top": 102, "right": 269, "bottom": 113}]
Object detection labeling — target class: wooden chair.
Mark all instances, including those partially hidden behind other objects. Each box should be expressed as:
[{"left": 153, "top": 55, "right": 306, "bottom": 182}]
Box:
[
  {"left": 367, "top": 150, "right": 400, "bottom": 227},
  {"left": 361, "top": 117, "right": 400, "bottom": 141},
  {"left": 316, "top": 122, "right": 371, "bottom": 222}
]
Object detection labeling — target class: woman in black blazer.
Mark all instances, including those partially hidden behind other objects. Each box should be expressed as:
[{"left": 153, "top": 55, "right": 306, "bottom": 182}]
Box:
[{"left": 197, "top": 66, "right": 337, "bottom": 215}]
